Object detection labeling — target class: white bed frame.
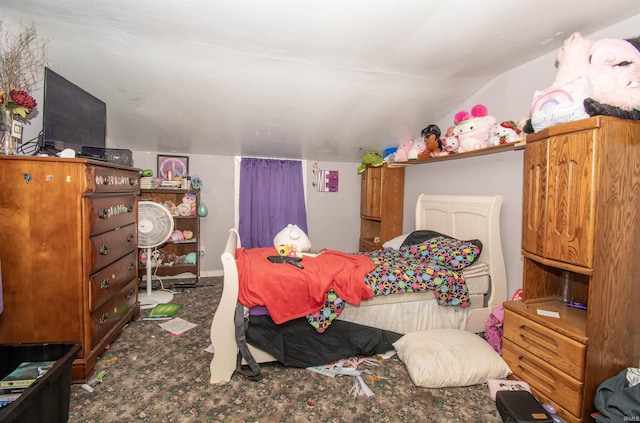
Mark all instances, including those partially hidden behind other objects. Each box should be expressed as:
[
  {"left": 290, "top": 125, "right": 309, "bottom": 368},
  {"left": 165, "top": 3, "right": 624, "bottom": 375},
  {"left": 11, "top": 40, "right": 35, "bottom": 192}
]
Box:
[{"left": 210, "top": 194, "right": 507, "bottom": 384}]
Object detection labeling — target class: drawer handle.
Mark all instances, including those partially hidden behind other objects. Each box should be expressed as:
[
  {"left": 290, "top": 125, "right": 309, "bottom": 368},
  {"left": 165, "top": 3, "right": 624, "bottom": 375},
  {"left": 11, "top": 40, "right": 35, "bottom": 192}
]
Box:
[
  {"left": 127, "top": 233, "right": 135, "bottom": 243},
  {"left": 99, "top": 244, "right": 110, "bottom": 255},
  {"left": 127, "top": 204, "right": 134, "bottom": 212},
  {"left": 98, "top": 209, "right": 110, "bottom": 219},
  {"left": 100, "top": 278, "right": 111, "bottom": 290},
  {"left": 99, "top": 313, "right": 110, "bottom": 325},
  {"left": 519, "top": 324, "right": 559, "bottom": 352},
  {"left": 517, "top": 355, "right": 557, "bottom": 392},
  {"left": 127, "top": 290, "right": 134, "bottom": 300},
  {"left": 128, "top": 262, "right": 135, "bottom": 270}
]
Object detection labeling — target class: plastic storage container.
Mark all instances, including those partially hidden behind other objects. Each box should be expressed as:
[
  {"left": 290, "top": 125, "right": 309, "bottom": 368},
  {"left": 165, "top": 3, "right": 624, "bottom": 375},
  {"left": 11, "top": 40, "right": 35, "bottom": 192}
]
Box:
[{"left": 0, "top": 343, "right": 81, "bottom": 423}]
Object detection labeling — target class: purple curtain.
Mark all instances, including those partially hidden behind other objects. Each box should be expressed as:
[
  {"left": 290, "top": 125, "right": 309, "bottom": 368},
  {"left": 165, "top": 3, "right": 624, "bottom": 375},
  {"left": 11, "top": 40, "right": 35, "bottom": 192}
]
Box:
[{"left": 239, "top": 158, "right": 308, "bottom": 248}]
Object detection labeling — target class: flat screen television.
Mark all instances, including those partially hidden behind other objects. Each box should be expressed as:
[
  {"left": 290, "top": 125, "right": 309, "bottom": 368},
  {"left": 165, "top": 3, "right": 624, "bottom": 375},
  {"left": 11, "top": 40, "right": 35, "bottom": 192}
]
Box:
[{"left": 41, "top": 67, "right": 106, "bottom": 154}]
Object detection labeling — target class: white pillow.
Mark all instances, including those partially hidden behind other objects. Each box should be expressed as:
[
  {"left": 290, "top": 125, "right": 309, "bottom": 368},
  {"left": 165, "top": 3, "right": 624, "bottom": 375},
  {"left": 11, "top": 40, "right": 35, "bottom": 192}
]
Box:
[
  {"left": 382, "top": 233, "right": 410, "bottom": 250},
  {"left": 393, "top": 329, "right": 511, "bottom": 388}
]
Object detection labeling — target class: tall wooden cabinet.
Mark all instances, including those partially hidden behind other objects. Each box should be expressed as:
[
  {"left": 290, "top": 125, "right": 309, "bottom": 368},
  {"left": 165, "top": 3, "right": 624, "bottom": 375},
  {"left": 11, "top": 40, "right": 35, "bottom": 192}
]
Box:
[
  {"left": 359, "top": 164, "right": 404, "bottom": 252},
  {"left": 0, "top": 156, "right": 140, "bottom": 383},
  {"left": 502, "top": 117, "right": 640, "bottom": 423},
  {"left": 138, "top": 189, "right": 201, "bottom": 283}
]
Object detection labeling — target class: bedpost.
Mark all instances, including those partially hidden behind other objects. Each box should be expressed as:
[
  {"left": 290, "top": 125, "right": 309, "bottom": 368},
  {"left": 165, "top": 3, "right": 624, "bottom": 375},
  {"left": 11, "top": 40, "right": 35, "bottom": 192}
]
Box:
[
  {"left": 209, "top": 228, "right": 242, "bottom": 383},
  {"left": 210, "top": 228, "right": 278, "bottom": 383}
]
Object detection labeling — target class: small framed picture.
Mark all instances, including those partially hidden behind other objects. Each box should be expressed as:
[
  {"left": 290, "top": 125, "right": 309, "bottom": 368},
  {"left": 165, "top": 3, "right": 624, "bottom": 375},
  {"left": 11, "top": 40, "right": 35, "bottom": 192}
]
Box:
[{"left": 157, "top": 155, "right": 189, "bottom": 179}]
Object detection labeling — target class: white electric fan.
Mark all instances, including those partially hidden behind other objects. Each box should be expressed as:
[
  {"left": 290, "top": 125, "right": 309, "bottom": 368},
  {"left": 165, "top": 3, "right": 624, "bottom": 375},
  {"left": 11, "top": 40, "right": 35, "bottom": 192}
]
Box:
[{"left": 138, "top": 201, "right": 175, "bottom": 309}]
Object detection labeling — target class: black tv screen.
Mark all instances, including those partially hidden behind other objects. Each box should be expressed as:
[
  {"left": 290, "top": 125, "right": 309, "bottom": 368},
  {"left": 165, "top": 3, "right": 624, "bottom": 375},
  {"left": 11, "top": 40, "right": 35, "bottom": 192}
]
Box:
[{"left": 42, "top": 67, "right": 106, "bottom": 153}]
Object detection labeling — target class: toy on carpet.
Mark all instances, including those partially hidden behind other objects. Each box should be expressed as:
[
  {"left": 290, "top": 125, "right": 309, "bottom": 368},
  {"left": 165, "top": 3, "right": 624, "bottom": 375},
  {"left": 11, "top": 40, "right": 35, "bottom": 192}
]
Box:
[
  {"left": 528, "top": 32, "right": 640, "bottom": 133},
  {"left": 357, "top": 151, "right": 385, "bottom": 174},
  {"left": 418, "top": 124, "right": 443, "bottom": 159},
  {"left": 454, "top": 104, "right": 496, "bottom": 153}
]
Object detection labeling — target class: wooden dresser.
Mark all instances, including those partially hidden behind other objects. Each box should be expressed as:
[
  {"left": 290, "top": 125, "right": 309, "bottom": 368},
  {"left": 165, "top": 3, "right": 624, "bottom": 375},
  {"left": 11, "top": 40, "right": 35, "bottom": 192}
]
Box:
[
  {"left": 359, "top": 164, "right": 404, "bottom": 251},
  {"left": 0, "top": 156, "right": 140, "bottom": 383},
  {"left": 502, "top": 117, "right": 640, "bottom": 423}
]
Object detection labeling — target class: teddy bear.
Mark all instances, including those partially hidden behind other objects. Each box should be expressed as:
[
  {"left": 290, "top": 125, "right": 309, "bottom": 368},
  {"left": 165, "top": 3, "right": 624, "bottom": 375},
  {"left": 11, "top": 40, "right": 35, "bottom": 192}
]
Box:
[
  {"left": 454, "top": 105, "right": 496, "bottom": 153},
  {"left": 417, "top": 124, "right": 442, "bottom": 160},
  {"left": 408, "top": 137, "right": 426, "bottom": 160},
  {"left": 495, "top": 121, "right": 523, "bottom": 144}
]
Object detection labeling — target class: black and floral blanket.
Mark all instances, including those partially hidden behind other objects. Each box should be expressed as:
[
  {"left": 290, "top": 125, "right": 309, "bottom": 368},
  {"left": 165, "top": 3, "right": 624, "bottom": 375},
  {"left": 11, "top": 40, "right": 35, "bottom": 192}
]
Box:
[{"left": 305, "top": 235, "right": 482, "bottom": 333}]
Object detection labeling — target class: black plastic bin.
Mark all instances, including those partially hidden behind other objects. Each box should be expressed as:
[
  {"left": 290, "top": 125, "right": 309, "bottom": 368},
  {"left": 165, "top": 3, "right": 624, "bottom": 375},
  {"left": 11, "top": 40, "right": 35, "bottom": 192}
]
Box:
[{"left": 0, "top": 343, "right": 81, "bottom": 423}]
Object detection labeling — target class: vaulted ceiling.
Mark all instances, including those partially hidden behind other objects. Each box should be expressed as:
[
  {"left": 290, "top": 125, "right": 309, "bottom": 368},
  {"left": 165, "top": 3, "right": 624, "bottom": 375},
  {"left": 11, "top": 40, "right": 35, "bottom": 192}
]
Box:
[{"left": 2, "top": 1, "right": 640, "bottom": 162}]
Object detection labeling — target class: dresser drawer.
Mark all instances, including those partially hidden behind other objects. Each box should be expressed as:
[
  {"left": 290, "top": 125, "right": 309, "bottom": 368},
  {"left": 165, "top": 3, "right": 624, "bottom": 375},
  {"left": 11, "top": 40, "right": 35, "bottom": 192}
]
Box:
[
  {"left": 89, "top": 251, "right": 138, "bottom": 312},
  {"left": 85, "top": 166, "right": 139, "bottom": 193},
  {"left": 88, "top": 223, "right": 137, "bottom": 273},
  {"left": 503, "top": 309, "right": 586, "bottom": 379},
  {"left": 503, "top": 338, "right": 584, "bottom": 418},
  {"left": 91, "top": 280, "right": 137, "bottom": 348},
  {"left": 85, "top": 195, "right": 137, "bottom": 236}
]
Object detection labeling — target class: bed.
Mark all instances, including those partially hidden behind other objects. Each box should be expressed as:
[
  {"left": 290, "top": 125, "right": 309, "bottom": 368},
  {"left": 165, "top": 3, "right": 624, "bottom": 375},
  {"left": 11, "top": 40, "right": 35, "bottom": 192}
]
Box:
[{"left": 210, "top": 194, "right": 507, "bottom": 384}]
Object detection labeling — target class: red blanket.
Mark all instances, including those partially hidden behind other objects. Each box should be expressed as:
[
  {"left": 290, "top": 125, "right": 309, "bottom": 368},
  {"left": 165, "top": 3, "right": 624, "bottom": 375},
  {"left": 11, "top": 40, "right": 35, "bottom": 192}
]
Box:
[{"left": 237, "top": 247, "right": 375, "bottom": 324}]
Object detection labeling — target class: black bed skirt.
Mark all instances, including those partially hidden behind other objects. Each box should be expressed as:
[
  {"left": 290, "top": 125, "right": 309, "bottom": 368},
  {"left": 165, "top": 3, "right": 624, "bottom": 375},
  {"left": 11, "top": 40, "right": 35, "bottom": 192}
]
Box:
[{"left": 246, "top": 315, "right": 402, "bottom": 368}]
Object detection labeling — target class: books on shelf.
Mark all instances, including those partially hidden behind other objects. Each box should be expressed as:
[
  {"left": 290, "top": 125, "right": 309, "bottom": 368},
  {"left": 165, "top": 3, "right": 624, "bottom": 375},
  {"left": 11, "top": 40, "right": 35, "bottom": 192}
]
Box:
[
  {"left": 0, "top": 361, "right": 55, "bottom": 388},
  {"left": 144, "top": 303, "right": 182, "bottom": 320}
]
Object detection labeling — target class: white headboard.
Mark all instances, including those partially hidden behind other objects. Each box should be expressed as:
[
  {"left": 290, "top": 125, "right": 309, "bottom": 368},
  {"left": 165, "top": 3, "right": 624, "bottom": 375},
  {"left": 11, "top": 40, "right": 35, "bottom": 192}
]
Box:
[{"left": 415, "top": 194, "right": 508, "bottom": 330}]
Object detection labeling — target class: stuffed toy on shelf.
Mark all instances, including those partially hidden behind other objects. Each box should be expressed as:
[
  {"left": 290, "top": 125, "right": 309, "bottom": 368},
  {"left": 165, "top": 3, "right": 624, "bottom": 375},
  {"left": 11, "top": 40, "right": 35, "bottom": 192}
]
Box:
[
  {"left": 454, "top": 105, "right": 496, "bottom": 153},
  {"left": 418, "top": 124, "right": 443, "bottom": 159},
  {"left": 528, "top": 32, "right": 640, "bottom": 133}
]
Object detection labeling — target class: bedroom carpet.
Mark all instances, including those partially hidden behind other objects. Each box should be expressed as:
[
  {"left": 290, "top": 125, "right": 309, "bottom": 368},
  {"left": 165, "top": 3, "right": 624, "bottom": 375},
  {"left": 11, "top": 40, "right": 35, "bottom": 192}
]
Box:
[{"left": 68, "top": 277, "right": 503, "bottom": 423}]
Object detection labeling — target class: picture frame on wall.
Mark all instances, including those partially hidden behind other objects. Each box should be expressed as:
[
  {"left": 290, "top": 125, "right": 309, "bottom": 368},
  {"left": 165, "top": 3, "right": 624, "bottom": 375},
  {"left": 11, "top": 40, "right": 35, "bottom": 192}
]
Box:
[{"left": 157, "top": 155, "right": 189, "bottom": 179}]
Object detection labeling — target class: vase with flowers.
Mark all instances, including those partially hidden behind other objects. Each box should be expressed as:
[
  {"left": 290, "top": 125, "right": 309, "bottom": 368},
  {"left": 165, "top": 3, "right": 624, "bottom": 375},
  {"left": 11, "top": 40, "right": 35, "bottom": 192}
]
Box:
[
  {"left": 0, "top": 20, "right": 47, "bottom": 155},
  {"left": 0, "top": 90, "right": 38, "bottom": 154}
]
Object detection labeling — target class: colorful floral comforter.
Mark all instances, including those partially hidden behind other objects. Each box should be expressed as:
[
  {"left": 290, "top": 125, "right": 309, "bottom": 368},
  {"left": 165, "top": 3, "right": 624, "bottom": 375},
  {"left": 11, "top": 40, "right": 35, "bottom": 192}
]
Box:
[{"left": 306, "top": 235, "right": 481, "bottom": 332}]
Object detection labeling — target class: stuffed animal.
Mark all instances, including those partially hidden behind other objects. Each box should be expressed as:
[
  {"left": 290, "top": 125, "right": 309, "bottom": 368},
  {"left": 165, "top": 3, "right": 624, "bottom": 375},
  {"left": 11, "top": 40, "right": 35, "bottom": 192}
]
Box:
[
  {"left": 273, "top": 224, "right": 311, "bottom": 251},
  {"left": 182, "top": 193, "right": 197, "bottom": 216},
  {"left": 417, "top": 124, "right": 442, "bottom": 160},
  {"left": 152, "top": 249, "right": 177, "bottom": 266},
  {"left": 408, "top": 138, "right": 426, "bottom": 160},
  {"left": 495, "top": 121, "right": 522, "bottom": 144},
  {"left": 357, "top": 151, "right": 384, "bottom": 174},
  {"left": 486, "top": 123, "right": 500, "bottom": 147},
  {"left": 440, "top": 126, "right": 459, "bottom": 154},
  {"left": 393, "top": 140, "right": 414, "bottom": 162},
  {"left": 276, "top": 244, "right": 303, "bottom": 258},
  {"left": 454, "top": 105, "right": 496, "bottom": 153},
  {"left": 528, "top": 32, "right": 640, "bottom": 133},
  {"left": 170, "top": 230, "right": 185, "bottom": 243},
  {"left": 583, "top": 35, "right": 640, "bottom": 120}
]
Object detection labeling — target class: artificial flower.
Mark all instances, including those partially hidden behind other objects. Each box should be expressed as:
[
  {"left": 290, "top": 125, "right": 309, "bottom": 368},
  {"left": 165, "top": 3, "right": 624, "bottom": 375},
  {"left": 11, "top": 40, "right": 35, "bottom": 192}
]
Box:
[{"left": 0, "top": 89, "right": 37, "bottom": 119}]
